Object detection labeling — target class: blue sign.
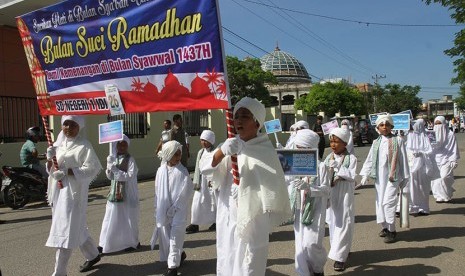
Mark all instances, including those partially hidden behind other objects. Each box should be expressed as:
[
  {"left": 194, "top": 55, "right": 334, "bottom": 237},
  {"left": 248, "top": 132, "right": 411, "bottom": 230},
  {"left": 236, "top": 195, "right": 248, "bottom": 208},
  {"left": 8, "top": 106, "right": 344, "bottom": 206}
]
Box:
[
  {"left": 99, "top": 120, "right": 123, "bottom": 144},
  {"left": 276, "top": 149, "right": 318, "bottom": 176},
  {"left": 392, "top": 114, "right": 411, "bottom": 130},
  {"left": 369, "top": 112, "right": 387, "bottom": 126},
  {"left": 264, "top": 119, "right": 282, "bottom": 134}
]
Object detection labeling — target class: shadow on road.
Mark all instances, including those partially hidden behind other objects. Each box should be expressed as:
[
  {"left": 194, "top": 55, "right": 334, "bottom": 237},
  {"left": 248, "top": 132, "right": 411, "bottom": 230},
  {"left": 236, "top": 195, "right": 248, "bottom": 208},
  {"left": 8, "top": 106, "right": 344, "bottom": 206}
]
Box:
[
  {"left": 1, "top": 214, "right": 51, "bottom": 224},
  {"left": 342, "top": 263, "right": 441, "bottom": 276},
  {"left": 269, "top": 230, "right": 294, "bottom": 242},
  {"left": 402, "top": 227, "right": 465, "bottom": 242}
]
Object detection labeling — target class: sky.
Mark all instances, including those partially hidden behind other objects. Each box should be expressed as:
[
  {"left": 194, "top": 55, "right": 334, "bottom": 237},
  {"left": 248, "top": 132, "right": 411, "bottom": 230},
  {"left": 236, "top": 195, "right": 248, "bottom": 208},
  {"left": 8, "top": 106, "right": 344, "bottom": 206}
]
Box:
[{"left": 218, "top": 0, "right": 462, "bottom": 102}]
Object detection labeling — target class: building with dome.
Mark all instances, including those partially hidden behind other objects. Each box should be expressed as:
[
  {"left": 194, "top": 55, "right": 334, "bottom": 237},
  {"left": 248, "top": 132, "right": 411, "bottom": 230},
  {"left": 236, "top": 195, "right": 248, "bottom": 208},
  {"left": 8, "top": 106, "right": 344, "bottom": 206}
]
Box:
[{"left": 260, "top": 46, "right": 313, "bottom": 130}]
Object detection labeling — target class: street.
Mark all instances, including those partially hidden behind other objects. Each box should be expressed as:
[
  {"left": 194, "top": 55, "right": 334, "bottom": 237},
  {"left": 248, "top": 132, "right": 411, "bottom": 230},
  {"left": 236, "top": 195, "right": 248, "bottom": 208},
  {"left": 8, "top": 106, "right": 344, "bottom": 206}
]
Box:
[{"left": 1, "top": 133, "right": 465, "bottom": 276}]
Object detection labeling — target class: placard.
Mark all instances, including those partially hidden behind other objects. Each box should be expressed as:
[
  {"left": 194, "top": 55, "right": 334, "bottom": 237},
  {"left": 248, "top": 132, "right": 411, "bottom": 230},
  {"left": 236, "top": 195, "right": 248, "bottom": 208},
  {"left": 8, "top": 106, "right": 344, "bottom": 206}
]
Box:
[
  {"left": 392, "top": 114, "right": 411, "bottom": 130},
  {"left": 397, "top": 110, "right": 413, "bottom": 120},
  {"left": 99, "top": 120, "right": 123, "bottom": 144},
  {"left": 276, "top": 149, "right": 318, "bottom": 176},
  {"left": 322, "top": 120, "right": 339, "bottom": 135},
  {"left": 264, "top": 119, "right": 282, "bottom": 134},
  {"left": 105, "top": 84, "right": 126, "bottom": 116}
]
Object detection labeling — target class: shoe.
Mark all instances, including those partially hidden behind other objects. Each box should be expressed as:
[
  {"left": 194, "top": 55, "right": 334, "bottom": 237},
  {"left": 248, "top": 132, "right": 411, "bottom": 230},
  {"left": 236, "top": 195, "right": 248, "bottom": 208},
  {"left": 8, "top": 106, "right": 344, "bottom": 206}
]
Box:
[
  {"left": 383, "top": 231, "right": 397, "bottom": 244},
  {"left": 395, "top": 211, "right": 400, "bottom": 218},
  {"left": 79, "top": 255, "right": 101, "bottom": 272},
  {"left": 185, "top": 224, "right": 199, "bottom": 234},
  {"left": 417, "top": 211, "right": 429, "bottom": 216},
  {"left": 97, "top": 246, "right": 103, "bottom": 254},
  {"left": 314, "top": 272, "right": 325, "bottom": 276},
  {"left": 124, "top": 242, "right": 141, "bottom": 252},
  {"left": 333, "top": 261, "right": 345, "bottom": 271},
  {"left": 163, "top": 268, "right": 178, "bottom": 276},
  {"left": 180, "top": 251, "right": 187, "bottom": 267},
  {"left": 378, "top": 228, "right": 388, "bottom": 237},
  {"left": 208, "top": 223, "right": 216, "bottom": 231}
]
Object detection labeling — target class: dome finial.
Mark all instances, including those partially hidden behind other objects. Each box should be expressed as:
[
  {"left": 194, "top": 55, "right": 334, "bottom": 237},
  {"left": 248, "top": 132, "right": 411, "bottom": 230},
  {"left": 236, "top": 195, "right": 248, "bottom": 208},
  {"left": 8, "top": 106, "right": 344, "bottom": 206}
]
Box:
[{"left": 275, "top": 41, "right": 280, "bottom": 51}]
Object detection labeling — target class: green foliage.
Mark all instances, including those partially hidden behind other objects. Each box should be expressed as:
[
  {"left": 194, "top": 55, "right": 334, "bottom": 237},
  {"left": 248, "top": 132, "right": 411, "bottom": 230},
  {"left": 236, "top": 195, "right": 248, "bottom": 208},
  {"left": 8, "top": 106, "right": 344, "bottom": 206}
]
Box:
[
  {"left": 295, "top": 82, "right": 365, "bottom": 117},
  {"left": 225, "top": 56, "right": 277, "bottom": 106},
  {"left": 375, "top": 84, "right": 423, "bottom": 116}
]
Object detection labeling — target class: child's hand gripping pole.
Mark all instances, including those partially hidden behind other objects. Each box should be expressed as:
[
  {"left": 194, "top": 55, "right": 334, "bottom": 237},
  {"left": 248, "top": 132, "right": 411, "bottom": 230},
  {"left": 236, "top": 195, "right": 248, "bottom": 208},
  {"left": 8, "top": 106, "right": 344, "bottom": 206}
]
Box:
[
  {"left": 42, "top": 116, "right": 63, "bottom": 189},
  {"left": 226, "top": 110, "right": 239, "bottom": 185}
]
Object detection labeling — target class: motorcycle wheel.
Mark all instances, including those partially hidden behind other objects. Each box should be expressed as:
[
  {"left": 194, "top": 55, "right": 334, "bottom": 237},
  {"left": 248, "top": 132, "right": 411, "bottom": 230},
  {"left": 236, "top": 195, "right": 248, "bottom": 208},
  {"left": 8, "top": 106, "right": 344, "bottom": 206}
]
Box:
[{"left": 3, "top": 181, "right": 30, "bottom": 210}]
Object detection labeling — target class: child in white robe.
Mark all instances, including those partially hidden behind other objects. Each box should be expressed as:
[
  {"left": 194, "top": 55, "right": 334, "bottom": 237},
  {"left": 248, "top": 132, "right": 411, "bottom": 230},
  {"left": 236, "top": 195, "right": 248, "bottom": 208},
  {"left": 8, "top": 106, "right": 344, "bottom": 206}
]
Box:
[
  {"left": 99, "top": 134, "right": 140, "bottom": 253},
  {"left": 431, "top": 116, "right": 460, "bottom": 203},
  {"left": 45, "top": 115, "right": 102, "bottom": 275},
  {"left": 340, "top": 119, "right": 355, "bottom": 154},
  {"left": 359, "top": 114, "right": 409, "bottom": 243},
  {"left": 201, "top": 97, "right": 291, "bottom": 275},
  {"left": 287, "top": 129, "right": 330, "bottom": 276},
  {"left": 406, "top": 119, "right": 433, "bottom": 215},
  {"left": 325, "top": 128, "right": 357, "bottom": 272},
  {"left": 152, "top": 141, "right": 193, "bottom": 276},
  {"left": 186, "top": 130, "right": 217, "bottom": 233}
]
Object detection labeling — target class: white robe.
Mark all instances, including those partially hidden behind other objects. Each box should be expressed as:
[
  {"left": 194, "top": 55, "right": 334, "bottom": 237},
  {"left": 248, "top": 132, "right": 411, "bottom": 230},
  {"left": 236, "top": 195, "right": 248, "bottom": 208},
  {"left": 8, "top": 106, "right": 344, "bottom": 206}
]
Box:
[
  {"left": 200, "top": 151, "right": 237, "bottom": 276},
  {"left": 99, "top": 155, "right": 139, "bottom": 253},
  {"left": 431, "top": 130, "right": 460, "bottom": 201},
  {"left": 326, "top": 152, "right": 357, "bottom": 263},
  {"left": 191, "top": 148, "right": 216, "bottom": 225},
  {"left": 200, "top": 134, "right": 291, "bottom": 276},
  {"left": 288, "top": 163, "right": 330, "bottom": 276},
  {"left": 359, "top": 135, "right": 409, "bottom": 232},
  {"left": 152, "top": 163, "right": 193, "bottom": 268},
  {"left": 46, "top": 136, "right": 102, "bottom": 249}
]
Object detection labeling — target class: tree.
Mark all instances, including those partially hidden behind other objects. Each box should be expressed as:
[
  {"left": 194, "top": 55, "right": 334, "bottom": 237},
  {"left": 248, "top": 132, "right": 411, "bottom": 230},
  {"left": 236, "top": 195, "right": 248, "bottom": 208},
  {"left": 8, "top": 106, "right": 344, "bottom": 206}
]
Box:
[
  {"left": 225, "top": 56, "right": 277, "bottom": 106},
  {"left": 424, "top": 1, "right": 465, "bottom": 111},
  {"left": 294, "top": 82, "right": 365, "bottom": 117},
  {"left": 375, "top": 84, "right": 423, "bottom": 116}
]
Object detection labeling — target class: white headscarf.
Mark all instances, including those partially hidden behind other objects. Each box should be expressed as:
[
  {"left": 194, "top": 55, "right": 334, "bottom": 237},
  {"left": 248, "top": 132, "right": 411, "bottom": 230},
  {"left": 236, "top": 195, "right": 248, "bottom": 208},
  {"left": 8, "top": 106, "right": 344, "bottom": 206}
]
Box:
[
  {"left": 341, "top": 119, "right": 352, "bottom": 130},
  {"left": 293, "top": 129, "right": 320, "bottom": 149},
  {"left": 406, "top": 119, "right": 432, "bottom": 153},
  {"left": 434, "top": 116, "right": 448, "bottom": 147},
  {"left": 294, "top": 120, "right": 309, "bottom": 130},
  {"left": 111, "top": 134, "right": 130, "bottom": 155},
  {"left": 53, "top": 115, "right": 86, "bottom": 147},
  {"left": 233, "top": 97, "right": 266, "bottom": 130},
  {"left": 375, "top": 114, "right": 394, "bottom": 128},
  {"left": 329, "top": 127, "right": 350, "bottom": 144},
  {"left": 158, "top": 140, "right": 182, "bottom": 162},
  {"left": 200, "top": 130, "right": 215, "bottom": 145}
]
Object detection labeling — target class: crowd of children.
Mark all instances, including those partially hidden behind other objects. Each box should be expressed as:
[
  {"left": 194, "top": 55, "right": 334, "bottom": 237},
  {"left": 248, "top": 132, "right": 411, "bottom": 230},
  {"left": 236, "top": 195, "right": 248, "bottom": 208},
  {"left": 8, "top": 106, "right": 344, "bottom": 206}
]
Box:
[{"left": 43, "top": 108, "right": 460, "bottom": 276}]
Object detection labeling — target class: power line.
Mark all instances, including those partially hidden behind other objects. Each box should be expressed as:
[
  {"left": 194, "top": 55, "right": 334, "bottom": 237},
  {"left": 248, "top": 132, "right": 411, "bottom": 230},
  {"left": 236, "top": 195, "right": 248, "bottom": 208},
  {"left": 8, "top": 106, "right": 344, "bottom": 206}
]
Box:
[{"left": 243, "top": 0, "right": 464, "bottom": 27}]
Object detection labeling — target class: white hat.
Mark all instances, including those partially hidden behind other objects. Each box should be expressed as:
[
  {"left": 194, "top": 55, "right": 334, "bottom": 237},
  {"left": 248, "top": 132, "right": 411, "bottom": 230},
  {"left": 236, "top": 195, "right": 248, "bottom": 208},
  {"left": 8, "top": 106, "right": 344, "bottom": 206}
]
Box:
[
  {"left": 294, "top": 120, "right": 309, "bottom": 130},
  {"left": 200, "top": 130, "right": 215, "bottom": 145},
  {"left": 329, "top": 128, "right": 350, "bottom": 144},
  {"left": 434, "top": 116, "right": 446, "bottom": 124},
  {"left": 233, "top": 97, "right": 266, "bottom": 129},
  {"left": 158, "top": 140, "right": 182, "bottom": 162},
  {"left": 375, "top": 114, "right": 394, "bottom": 128},
  {"left": 294, "top": 129, "right": 320, "bottom": 148},
  {"left": 61, "top": 115, "right": 85, "bottom": 130}
]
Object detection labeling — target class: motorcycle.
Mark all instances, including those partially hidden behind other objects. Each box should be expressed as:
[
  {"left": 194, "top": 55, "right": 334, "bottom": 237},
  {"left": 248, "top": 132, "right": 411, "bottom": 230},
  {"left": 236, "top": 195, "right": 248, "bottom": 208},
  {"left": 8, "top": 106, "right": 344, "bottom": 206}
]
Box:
[{"left": 1, "top": 152, "right": 47, "bottom": 209}]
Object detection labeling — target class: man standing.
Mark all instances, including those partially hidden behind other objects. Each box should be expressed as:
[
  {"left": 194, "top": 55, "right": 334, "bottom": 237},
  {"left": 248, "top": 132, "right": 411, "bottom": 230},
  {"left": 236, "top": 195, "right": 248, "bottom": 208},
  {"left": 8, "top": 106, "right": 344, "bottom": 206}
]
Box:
[
  {"left": 313, "top": 116, "right": 325, "bottom": 159},
  {"left": 155, "top": 120, "right": 172, "bottom": 155},
  {"left": 171, "top": 114, "right": 190, "bottom": 168}
]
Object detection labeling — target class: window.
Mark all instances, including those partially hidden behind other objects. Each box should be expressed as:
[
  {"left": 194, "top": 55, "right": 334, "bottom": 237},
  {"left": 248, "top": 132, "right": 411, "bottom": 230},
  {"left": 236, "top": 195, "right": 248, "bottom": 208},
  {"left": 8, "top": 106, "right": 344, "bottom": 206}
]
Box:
[
  {"left": 108, "top": 113, "right": 148, "bottom": 139},
  {"left": 183, "top": 110, "right": 209, "bottom": 136}
]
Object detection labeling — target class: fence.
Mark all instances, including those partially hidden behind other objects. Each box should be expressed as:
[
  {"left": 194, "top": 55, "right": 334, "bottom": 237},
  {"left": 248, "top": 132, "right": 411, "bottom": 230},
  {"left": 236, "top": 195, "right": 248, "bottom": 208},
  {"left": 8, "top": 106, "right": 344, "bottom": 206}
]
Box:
[
  {"left": 108, "top": 113, "right": 148, "bottom": 139},
  {"left": 0, "top": 96, "right": 46, "bottom": 143}
]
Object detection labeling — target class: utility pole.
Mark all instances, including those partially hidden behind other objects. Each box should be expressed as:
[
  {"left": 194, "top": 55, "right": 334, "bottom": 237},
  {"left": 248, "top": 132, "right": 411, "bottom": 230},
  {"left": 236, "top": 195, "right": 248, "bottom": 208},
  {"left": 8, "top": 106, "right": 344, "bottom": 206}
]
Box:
[{"left": 371, "top": 74, "right": 386, "bottom": 113}]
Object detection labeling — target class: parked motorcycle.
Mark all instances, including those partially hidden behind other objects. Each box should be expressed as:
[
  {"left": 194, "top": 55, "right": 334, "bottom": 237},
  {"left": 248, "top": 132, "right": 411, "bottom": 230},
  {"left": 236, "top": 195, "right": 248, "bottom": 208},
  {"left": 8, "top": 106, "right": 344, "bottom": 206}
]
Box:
[{"left": 1, "top": 153, "right": 47, "bottom": 209}]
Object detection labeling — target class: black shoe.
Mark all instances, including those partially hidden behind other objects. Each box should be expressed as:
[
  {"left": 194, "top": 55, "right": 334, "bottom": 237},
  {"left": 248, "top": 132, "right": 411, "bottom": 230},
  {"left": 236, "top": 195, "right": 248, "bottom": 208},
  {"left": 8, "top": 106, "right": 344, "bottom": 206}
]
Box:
[
  {"left": 208, "top": 223, "right": 216, "bottom": 231},
  {"left": 163, "top": 268, "right": 178, "bottom": 276},
  {"left": 378, "top": 228, "right": 388, "bottom": 237},
  {"left": 180, "top": 251, "right": 187, "bottom": 267},
  {"left": 395, "top": 211, "right": 400, "bottom": 218},
  {"left": 417, "top": 211, "right": 429, "bottom": 216},
  {"left": 314, "top": 272, "right": 325, "bottom": 276},
  {"left": 333, "top": 261, "right": 345, "bottom": 271},
  {"left": 185, "top": 224, "right": 199, "bottom": 234},
  {"left": 384, "top": 231, "right": 397, "bottom": 244},
  {"left": 124, "top": 242, "right": 141, "bottom": 252},
  {"left": 79, "top": 255, "right": 101, "bottom": 272},
  {"left": 97, "top": 246, "right": 103, "bottom": 254}
]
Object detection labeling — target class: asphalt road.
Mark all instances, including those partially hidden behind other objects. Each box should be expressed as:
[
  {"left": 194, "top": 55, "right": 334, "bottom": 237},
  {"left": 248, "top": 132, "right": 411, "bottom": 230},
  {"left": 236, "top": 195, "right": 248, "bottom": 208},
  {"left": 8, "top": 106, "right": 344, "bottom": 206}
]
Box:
[{"left": 1, "top": 133, "right": 465, "bottom": 276}]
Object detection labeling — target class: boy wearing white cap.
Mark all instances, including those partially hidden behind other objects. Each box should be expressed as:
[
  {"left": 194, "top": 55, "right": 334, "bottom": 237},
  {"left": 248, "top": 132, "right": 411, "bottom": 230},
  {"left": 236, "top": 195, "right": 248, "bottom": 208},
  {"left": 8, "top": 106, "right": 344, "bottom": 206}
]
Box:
[
  {"left": 200, "top": 97, "right": 291, "bottom": 275},
  {"left": 186, "top": 130, "right": 217, "bottom": 234},
  {"left": 152, "top": 141, "right": 193, "bottom": 276},
  {"left": 325, "top": 128, "right": 357, "bottom": 271},
  {"left": 359, "top": 114, "right": 409, "bottom": 243},
  {"left": 287, "top": 129, "right": 330, "bottom": 276}
]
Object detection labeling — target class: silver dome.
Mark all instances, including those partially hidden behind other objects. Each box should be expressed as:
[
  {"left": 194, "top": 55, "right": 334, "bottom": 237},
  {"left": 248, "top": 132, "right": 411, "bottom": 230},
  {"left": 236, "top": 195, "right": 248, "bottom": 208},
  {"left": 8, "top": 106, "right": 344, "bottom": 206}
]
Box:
[{"left": 260, "top": 46, "right": 311, "bottom": 84}]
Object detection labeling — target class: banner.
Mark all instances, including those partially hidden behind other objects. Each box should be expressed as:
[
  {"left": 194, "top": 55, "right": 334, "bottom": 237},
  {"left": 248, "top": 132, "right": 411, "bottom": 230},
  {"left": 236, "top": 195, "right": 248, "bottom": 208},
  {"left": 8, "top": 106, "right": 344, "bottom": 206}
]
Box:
[{"left": 17, "top": 0, "right": 229, "bottom": 115}]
